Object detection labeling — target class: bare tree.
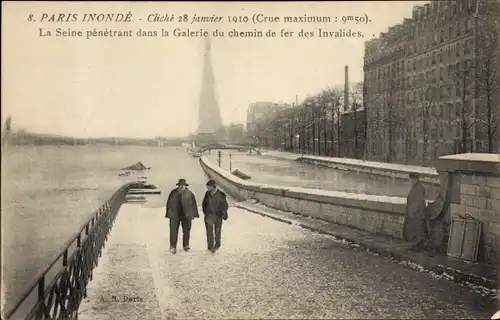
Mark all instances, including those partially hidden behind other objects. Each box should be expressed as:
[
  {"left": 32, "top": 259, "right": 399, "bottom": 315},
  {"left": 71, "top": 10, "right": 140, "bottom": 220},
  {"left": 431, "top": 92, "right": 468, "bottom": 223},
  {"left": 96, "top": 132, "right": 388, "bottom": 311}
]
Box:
[
  {"left": 474, "top": 0, "right": 500, "bottom": 152},
  {"left": 453, "top": 67, "right": 476, "bottom": 153},
  {"left": 362, "top": 83, "right": 368, "bottom": 160},
  {"left": 373, "top": 79, "right": 397, "bottom": 162},
  {"left": 320, "top": 88, "right": 343, "bottom": 157},
  {"left": 314, "top": 92, "right": 329, "bottom": 156},
  {"left": 415, "top": 79, "right": 437, "bottom": 165},
  {"left": 302, "top": 97, "right": 317, "bottom": 155},
  {"left": 350, "top": 83, "right": 364, "bottom": 159},
  {"left": 401, "top": 100, "right": 413, "bottom": 164}
]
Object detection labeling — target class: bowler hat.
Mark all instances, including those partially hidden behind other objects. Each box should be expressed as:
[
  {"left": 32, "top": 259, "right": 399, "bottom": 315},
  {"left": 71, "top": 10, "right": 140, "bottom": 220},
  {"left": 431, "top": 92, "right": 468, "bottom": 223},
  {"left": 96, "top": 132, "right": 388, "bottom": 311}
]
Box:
[
  {"left": 409, "top": 173, "right": 419, "bottom": 179},
  {"left": 176, "top": 178, "right": 189, "bottom": 186},
  {"left": 206, "top": 179, "right": 216, "bottom": 187}
]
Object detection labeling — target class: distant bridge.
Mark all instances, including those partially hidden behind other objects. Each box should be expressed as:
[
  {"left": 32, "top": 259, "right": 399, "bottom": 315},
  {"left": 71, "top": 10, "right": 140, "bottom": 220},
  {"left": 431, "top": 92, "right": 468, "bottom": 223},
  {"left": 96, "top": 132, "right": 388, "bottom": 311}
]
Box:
[{"left": 196, "top": 143, "right": 262, "bottom": 155}]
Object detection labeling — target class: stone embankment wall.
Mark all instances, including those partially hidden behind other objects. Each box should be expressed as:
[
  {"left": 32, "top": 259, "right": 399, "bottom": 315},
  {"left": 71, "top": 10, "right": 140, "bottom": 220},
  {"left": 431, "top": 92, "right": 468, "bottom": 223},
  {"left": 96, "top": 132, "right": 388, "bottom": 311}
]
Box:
[
  {"left": 439, "top": 153, "right": 500, "bottom": 264},
  {"left": 200, "top": 156, "right": 408, "bottom": 239},
  {"left": 297, "top": 155, "right": 440, "bottom": 186}
]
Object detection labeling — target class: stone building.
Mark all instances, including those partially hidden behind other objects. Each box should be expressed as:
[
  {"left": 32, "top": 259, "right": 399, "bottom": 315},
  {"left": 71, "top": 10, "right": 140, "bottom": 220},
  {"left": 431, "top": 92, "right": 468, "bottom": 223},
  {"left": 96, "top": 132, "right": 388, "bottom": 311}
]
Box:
[{"left": 364, "top": 0, "right": 500, "bottom": 165}]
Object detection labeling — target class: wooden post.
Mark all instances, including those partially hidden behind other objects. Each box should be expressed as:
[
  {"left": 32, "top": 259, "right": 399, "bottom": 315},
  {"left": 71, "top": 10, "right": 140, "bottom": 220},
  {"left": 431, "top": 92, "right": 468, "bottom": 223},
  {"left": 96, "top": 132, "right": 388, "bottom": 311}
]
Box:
[
  {"left": 218, "top": 151, "right": 221, "bottom": 167},
  {"left": 229, "top": 153, "right": 232, "bottom": 172}
]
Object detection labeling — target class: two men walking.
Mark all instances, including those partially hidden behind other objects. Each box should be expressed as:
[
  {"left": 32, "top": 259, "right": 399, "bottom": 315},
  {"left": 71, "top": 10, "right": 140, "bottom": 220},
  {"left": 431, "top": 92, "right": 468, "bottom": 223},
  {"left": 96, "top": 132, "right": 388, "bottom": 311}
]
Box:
[{"left": 166, "top": 178, "right": 228, "bottom": 254}]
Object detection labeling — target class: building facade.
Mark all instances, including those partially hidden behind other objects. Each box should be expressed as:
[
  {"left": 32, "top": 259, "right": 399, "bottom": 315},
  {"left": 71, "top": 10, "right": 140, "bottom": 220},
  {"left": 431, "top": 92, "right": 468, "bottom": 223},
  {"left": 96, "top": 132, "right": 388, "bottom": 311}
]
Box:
[{"left": 364, "top": 0, "right": 500, "bottom": 165}]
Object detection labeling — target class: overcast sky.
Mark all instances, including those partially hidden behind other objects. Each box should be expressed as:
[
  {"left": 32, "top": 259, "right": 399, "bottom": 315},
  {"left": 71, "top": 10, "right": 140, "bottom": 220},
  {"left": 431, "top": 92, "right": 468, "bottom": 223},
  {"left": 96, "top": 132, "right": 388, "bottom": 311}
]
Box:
[{"left": 2, "top": 1, "right": 426, "bottom": 138}]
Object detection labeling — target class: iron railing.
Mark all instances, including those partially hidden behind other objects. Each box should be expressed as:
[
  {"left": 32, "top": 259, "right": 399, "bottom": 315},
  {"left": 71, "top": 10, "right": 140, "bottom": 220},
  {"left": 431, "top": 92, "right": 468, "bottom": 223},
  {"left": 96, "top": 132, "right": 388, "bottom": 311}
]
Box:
[{"left": 2, "top": 183, "right": 134, "bottom": 320}]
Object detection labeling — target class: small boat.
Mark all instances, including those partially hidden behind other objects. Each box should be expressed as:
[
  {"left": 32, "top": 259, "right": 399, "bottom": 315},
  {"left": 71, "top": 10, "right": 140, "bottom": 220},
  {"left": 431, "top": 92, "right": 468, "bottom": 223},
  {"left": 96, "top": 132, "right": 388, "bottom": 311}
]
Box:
[
  {"left": 122, "top": 161, "right": 151, "bottom": 171},
  {"left": 187, "top": 148, "right": 201, "bottom": 157},
  {"left": 231, "top": 169, "right": 251, "bottom": 180}
]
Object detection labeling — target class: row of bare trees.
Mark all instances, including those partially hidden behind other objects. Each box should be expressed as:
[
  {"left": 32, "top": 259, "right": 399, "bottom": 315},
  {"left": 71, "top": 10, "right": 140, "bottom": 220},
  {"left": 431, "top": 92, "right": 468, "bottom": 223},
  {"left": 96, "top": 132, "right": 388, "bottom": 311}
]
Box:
[{"left": 253, "top": 84, "right": 365, "bottom": 158}]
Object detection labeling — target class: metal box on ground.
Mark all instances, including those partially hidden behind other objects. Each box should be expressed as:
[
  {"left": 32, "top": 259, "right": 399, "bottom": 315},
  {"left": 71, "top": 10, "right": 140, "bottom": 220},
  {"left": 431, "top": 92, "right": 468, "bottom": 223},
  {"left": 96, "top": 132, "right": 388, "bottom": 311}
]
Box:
[{"left": 447, "top": 215, "right": 482, "bottom": 262}]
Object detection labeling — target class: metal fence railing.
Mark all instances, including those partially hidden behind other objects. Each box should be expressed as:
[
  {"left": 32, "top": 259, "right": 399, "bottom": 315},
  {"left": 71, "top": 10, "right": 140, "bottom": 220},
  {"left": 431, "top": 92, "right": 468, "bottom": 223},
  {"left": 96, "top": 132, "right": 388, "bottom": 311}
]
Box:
[{"left": 2, "top": 183, "right": 134, "bottom": 320}]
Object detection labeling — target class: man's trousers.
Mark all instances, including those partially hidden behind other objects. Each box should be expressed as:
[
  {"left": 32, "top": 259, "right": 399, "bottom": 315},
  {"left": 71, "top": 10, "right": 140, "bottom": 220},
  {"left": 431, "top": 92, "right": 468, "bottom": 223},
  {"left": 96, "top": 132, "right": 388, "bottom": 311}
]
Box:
[
  {"left": 204, "top": 214, "right": 223, "bottom": 250},
  {"left": 170, "top": 215, "right": 192, "bottom": 249}
]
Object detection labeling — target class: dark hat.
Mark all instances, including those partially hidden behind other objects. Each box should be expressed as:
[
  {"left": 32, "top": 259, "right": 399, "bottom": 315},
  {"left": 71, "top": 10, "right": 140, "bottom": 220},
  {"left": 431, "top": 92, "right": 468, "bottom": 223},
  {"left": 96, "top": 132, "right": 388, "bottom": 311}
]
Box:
[
  {"left": 176, "top": 178, "right": 189, "bottom": 186},
  {"left": 206, "top": 179, "right": 216, "bottom": 187},
  {"left": 409, "top": 172, "right": 419, "bottom": 179}
]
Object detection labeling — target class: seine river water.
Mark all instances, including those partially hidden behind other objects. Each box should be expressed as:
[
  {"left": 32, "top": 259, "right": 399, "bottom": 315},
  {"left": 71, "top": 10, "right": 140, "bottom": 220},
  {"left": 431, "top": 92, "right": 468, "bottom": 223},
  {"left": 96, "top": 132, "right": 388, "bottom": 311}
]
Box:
[
  {"left": 1, "top": 145, "right": 428, "bottom": 313},
  {"left": 1, "top": 145, "right": 208, "bottom": 312}
]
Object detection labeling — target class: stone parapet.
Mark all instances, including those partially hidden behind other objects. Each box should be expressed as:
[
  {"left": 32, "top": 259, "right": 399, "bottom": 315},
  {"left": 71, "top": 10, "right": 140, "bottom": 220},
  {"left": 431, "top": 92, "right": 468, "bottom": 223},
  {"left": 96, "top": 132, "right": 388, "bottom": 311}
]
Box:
[
  {"left": 436, "top": 153, "right": 500, "bottom": 264},
  {"left": 200, "top": 156, "right": 407, "bottom": 239},
  {"left": 297, "top": 155, "right": 440, "bottom": 186}
]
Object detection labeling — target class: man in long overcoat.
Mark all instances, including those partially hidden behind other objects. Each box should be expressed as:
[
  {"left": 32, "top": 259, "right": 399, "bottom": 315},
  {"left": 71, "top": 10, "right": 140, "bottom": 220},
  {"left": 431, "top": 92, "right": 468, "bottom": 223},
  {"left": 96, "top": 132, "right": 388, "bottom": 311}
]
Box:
[
  {"left": 166, "top": 178, "right": 199, "bottom": 254},
  {"left": 403, "top": 172, "right": 428, "bottom": 250},
  {"left": 202, "top": 180, "right": 228, "bottom": 253}
]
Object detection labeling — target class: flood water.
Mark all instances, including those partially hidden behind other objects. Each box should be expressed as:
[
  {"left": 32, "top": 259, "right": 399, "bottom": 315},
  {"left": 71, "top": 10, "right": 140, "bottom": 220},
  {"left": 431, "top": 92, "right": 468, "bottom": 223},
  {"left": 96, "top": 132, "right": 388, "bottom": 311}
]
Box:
[
  {"left": 1, "top": 145, "right": 207, "bottom": 312},
  {"left": 1, "top": 145, "right": 437, "bottom": 313},
  {"left": 205, "top": 151, "right": 439, "bottom": 199}
]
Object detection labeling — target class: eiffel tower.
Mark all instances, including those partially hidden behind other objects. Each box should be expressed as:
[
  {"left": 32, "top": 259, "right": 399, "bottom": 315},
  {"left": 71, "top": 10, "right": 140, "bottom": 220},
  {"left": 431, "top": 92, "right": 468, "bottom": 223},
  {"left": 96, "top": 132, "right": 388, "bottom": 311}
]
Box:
[{"left": 195, "top": 37, "right": 223, "bottom": 144}]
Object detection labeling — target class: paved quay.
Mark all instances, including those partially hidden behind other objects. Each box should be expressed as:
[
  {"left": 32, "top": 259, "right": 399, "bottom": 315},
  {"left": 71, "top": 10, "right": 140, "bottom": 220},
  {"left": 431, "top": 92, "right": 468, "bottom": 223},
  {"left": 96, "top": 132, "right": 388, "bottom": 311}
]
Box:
[
  {"left": 235, "top": 201, "right": 500, "bottom": 293},
  {"left": 78, "top": 202, "right": 495, "bottom": 319}
]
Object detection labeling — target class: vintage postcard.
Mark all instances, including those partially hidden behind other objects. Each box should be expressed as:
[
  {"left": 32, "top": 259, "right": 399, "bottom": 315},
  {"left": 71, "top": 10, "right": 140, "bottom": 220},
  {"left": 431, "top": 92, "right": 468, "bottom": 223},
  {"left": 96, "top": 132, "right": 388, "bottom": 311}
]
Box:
[{"left": 1, "top": 1, "right": 499, "bottom": 319}]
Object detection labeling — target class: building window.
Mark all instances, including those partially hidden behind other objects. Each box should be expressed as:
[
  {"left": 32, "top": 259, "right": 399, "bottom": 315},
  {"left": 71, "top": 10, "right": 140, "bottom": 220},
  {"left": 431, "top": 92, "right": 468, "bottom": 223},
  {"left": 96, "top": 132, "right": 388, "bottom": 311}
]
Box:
[
  {"left": 466, "top": 19, "right": 473, "bottom": 33},
  {"left": 464, "top": 39, "right": 471, "bottom": 54},
  {"left": 455, "top": 103, "right": 462, "bottom": 117}
]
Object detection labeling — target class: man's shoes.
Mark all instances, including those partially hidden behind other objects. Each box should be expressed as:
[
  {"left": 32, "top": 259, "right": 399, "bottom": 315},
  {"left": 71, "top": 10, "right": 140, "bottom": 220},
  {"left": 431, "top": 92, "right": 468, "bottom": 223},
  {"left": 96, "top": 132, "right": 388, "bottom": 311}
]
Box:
[
  {"left": 169, "top": 247, "right": 177, "bottom": 254},
  {"left": 183, "top": 246, "right": 190, "bottom": 252},
  {"left": 214, "top": 245, "right": 221, "bottom": 251},
  {"left": 208, "top": 248, "right": 216, "bottom": 253}
]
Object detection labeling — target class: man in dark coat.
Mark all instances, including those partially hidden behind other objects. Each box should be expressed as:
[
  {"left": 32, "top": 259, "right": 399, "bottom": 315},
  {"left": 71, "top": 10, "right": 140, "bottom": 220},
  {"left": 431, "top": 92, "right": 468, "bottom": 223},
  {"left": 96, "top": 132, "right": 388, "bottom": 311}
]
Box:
[
  {"left": 166, "top": 178, "right": 199, "bottom": 254},
  {"left": 202, "top": 180, "right": 228, "bottom": 253},
  {"left": 403, "top": 172, "right": 428, "bottom": 250}
]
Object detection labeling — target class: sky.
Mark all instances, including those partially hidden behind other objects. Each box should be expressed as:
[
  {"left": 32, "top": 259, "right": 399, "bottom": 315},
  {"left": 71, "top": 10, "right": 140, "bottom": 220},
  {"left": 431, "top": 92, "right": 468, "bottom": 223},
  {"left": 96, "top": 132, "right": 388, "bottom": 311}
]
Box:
[{"left": 2, "top": 1, "right": 427, "bottom": 138}]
